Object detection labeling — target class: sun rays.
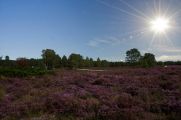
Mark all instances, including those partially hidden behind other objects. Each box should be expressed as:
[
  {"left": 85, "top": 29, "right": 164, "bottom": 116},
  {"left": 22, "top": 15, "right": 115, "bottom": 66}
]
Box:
[
  {"left": 149, "top": 16, "right": 170, "bottom": 34},
  {"left": 95, "top": 0, "right": 180, "bottom": 53}
]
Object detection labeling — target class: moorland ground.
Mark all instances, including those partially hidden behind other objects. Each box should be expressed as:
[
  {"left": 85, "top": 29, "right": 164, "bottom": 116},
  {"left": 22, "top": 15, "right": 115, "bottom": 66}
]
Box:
[{"left": 0, "top": 66, "right": 180, "bottom": 120}]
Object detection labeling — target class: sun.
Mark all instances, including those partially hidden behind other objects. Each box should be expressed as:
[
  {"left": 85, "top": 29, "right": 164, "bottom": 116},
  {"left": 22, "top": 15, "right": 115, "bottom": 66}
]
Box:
[{"left": 150, "top": 16, "right": 170, "bottom": 34}]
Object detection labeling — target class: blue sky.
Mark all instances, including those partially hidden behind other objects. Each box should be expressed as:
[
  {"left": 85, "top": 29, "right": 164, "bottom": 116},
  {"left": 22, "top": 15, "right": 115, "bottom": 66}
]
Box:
[{"left": 0, "top": 0, "right": 181, "bottom": 61}]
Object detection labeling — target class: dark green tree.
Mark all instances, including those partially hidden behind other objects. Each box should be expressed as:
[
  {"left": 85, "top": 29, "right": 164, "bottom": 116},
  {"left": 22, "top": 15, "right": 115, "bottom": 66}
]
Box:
[
  {"left": 95, "top": 57, "right": 101, "bottom": 67},
  {"left": 141, "top": 53, "right": 156, "bottom": 67},
  {"left": 53, "top": 54, "right": 61, "bottom": 68},
  {"left": 42, "top": 49, "right": 59, "bottom": 70},
  {"left": 5, "top": 56, "right": 9, "bottom": 61},
  {"left": 61, "top": 55, "right": 68, "bottom": 67},
  {"left": 29, "top": 58, "right": 45, "bottom": 69},
  {"left": 89, "top": 58, "right": 94, "bottom": 67},
  {"left": 2, "top": 56, "right": 10, "bottom": 67},
  {"left": 126, "top": 48, "right": 141, "bottom": 63},
  {"left": 68, "top": 53, "right": 83, "bottom": 68},
  {"left": 101, "top": 60, "right": 109, "bottom": 67},
  {"left": 83, "top": 57, "right": 91, "bottom": 67}
]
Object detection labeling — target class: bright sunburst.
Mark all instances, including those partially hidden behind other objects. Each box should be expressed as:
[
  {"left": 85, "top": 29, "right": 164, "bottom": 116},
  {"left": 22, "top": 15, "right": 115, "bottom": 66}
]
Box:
[
  {"left": 97, "top": 0, "right": 178, "bottom": 54},
  {"left": 150, "top": 17, "right": 170, "bottom": 34}
]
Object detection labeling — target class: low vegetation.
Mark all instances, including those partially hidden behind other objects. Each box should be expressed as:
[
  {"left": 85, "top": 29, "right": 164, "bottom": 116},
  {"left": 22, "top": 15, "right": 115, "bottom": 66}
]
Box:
[{"left": 0, "top": 66, "right": 180, "bottom": 119}]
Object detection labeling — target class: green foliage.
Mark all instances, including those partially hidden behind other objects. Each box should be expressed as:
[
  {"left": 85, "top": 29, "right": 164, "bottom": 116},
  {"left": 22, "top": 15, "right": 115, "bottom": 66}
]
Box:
[
  {"left": 89, "top": 58, "right": 94, "bottom": 67},
  {"left": 1, "top": 48, "right": 180, "bottom": 71},
  {"left": 101, "top": 60, "right": 109, "bottom": 67},
  {"left": 140, "top": 53, "right": 156, "bottom": 67},
  {"left": 54, "top": 54, "right": 61, "bottom": 68},
  {"left": 125, "top": 48, "right": 157, "bottom": 67},
  {"left": 68, "top": 53, "right": 83, "bottom": 68},
  {"left": 0, "top": 68, "right": 48, "bottom": 77},
  {"left": 61, "top": 55, "right": 68, "bottom": 67},
  {"left": 29, "top": 58, "right": 45, "bottom": 69},
  {"left": 81, "top": 57, "right": 95, "bottom": 68},
  {"left": 5, "top": 56, "right": 9, "bottom": 61},
  {"left": 82, "top": 57, "right": 91, "bottom": 67},
  {"left": 95, "top": 57, "right": 101, "bottom": 67},
  {"left": 126, "top": 48, "right": 141, "bottom": 63},
  {"left": 42, "top": 49, "right": 61, "bottom": 70}
]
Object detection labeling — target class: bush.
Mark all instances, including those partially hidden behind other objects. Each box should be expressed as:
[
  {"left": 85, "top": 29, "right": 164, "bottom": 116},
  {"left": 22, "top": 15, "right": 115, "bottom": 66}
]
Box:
[{"left": 0, "top": 68, "right": 48, "bottom": 77}]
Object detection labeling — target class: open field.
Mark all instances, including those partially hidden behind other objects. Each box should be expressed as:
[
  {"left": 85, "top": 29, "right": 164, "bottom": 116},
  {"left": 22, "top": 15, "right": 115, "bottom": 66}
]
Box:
[{"left": 0, "top": 66, "right": 180, "bottom": 120}]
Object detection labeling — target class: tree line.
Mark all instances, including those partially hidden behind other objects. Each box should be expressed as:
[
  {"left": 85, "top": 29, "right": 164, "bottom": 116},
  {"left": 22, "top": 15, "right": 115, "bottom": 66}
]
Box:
[{"left": 0, "top": 48, "right": 180, "bottom": 71}]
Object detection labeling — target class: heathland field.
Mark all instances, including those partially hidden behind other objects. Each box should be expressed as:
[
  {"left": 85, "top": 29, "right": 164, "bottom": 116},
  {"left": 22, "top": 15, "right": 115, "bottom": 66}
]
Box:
[{"left": 0, "top": 66, "right": 180, "bottom": 120}]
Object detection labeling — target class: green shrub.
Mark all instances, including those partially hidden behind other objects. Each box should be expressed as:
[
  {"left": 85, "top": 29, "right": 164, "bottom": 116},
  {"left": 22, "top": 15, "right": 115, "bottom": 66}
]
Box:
[{"left": 0, "top": 68, "right": 49, "bottom": 77}]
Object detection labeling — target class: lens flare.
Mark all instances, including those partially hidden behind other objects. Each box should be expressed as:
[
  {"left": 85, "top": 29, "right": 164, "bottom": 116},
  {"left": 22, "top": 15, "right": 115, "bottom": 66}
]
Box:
[{"left": 150, "top": 17, "right": 170, "bottom": 33}]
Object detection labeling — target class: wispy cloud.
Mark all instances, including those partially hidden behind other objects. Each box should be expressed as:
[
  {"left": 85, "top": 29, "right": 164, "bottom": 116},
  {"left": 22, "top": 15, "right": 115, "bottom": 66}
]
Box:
[
  {"left": 156, "top": 55, "right": 181, "bottom": 61},
  {"left": 88, "top": 31, "right": 144, "bottom": 48},
  {"left": 88, "top": 40, "right": 99, "bottom": 47},
  {"left": 148, "top": 44, "right": 181, "bottom": 53},
  {"left": 88, "top": 36, "right": 130, "bottom": 47},
  {"left": 146, "top": 44, "right": 181, "bottom": 61}
]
